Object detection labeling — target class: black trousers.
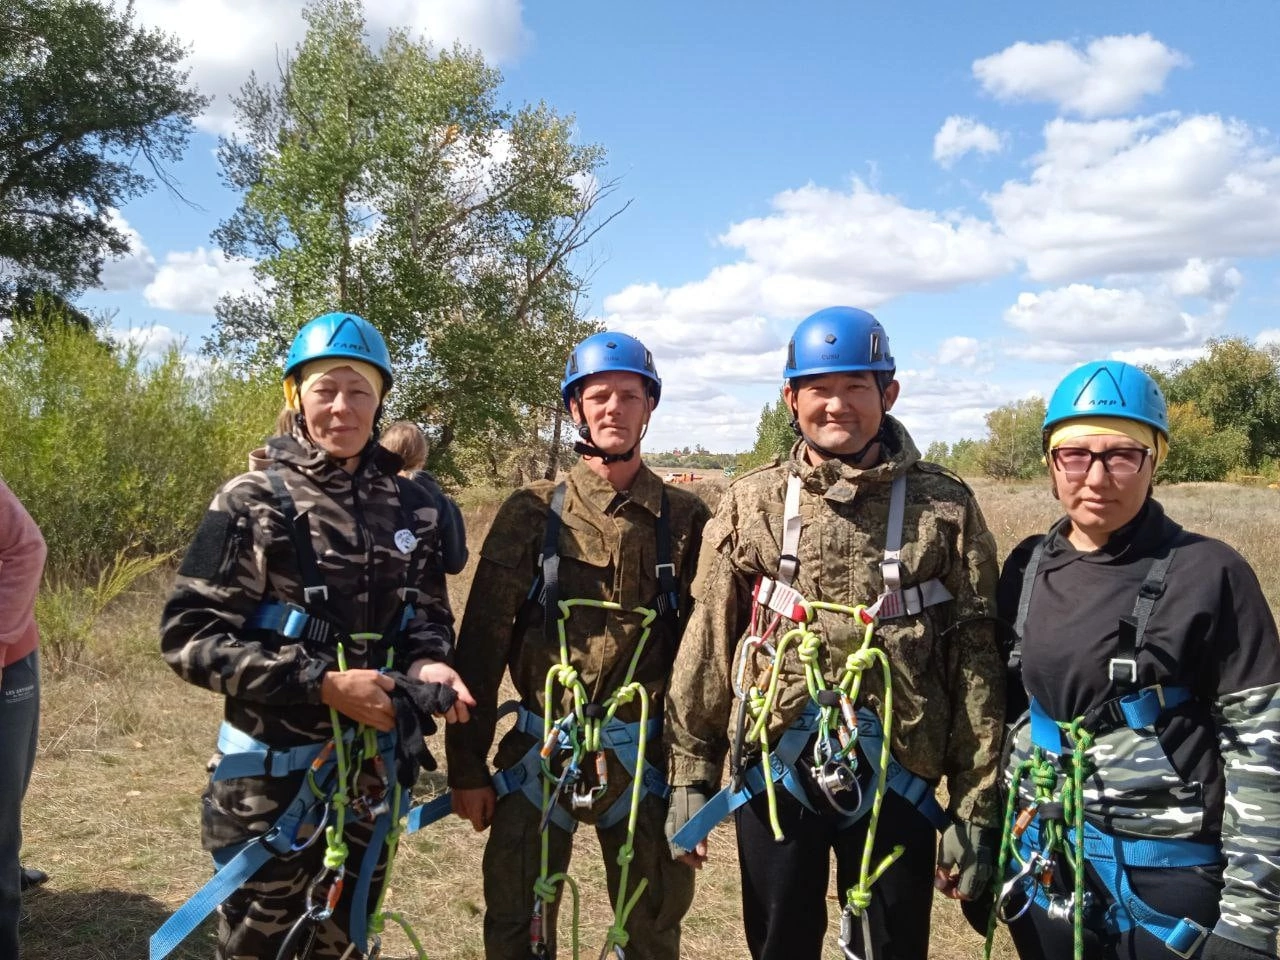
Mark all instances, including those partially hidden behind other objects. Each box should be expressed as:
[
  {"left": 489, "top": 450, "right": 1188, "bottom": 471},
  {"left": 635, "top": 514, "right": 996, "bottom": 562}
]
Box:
[
  {"left": 735, "top": 784, "right": 937, "bottom": 960},
  {"left": 1006, "top": 861, "right": 1223, "bottom": 960}
]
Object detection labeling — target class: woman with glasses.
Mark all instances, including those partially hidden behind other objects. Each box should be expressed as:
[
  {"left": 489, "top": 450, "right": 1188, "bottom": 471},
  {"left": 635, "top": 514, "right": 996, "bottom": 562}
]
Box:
[{"left": 991, "top": 360, "right": 1280, "bottom": 960}]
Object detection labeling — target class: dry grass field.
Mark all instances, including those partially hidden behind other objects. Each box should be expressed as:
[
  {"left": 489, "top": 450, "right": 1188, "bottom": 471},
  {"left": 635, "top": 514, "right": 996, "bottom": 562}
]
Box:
[{"left": 16, "top": 479, "right": 1280, "bottom": 959}]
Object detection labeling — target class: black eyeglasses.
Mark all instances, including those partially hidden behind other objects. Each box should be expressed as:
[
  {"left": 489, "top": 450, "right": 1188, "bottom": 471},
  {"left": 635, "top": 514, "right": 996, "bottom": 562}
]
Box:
[{"left": 1050, "top": 446, "right": 1152, "bottom": 477}]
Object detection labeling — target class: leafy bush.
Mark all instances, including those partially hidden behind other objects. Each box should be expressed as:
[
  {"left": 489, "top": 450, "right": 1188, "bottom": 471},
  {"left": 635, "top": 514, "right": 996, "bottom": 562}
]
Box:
[
  {"left": 0, "top": 314, "right": 278, "bottom": 570},
  {"left": 1160, "top": 401, "right": 1248, "bottom": 483}
]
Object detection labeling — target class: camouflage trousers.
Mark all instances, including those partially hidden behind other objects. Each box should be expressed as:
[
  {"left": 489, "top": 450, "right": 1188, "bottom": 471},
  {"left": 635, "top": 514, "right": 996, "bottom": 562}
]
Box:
[
  {"left": 203, "top": 761, "right": 391, "bottom": 960},
  {"left": 482, "top": 791, "right": 695, "bottom": 960}
]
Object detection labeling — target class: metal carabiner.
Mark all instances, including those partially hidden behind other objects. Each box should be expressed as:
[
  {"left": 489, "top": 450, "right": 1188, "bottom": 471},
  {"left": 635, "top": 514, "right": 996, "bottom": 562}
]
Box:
[
  {"left": 996, "top": 850, "right": 1044, "bottom": 924},
  {"left": 733, "top": 636, "right": 775, "bottom": 699},
  {"left": 837, "top": 904, "right": 874, "bottom": 960},
  {"left": 812, "top": 758, "right": 864, "bottom": 815},
  {"left": 289, "top": 802, "right": 332, "bottom": 853}
]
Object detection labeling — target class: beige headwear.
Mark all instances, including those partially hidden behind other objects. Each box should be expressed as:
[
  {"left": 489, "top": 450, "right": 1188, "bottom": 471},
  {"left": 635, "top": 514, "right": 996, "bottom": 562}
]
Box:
[
  {"left": 283, "top": 358, "right": 384, "bottom": 412},
  {"left": 1046, "top": 417, "right": 1168, "bottom": 468}
]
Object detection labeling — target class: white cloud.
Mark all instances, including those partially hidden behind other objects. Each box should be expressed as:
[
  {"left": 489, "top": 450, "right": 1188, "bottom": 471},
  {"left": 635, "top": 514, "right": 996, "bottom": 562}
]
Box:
[
  {"left": 934, "top": 335, "right": 982, "bottom": 367},
  {"left": 1002, "top": 281, "right": 1224, "bottom": 364},
  {"left": 973, "top": 34, "right": 1188, "bottom": 117},
  {"left": 933, "top": 116, "right": 1004, "bottom": 168},
  {"left": 988, "top": 114, "right": 1280, "bottom": 282},
  {"left": 130, "top": 0, "right": 531, "bottom": 135},
  {"left": 143, "top": 247, "right": 257, "bottom": 314},
  {"left": 99, "top": 208, "right": 157, "bottom": 291},
  {"left": 1109, "top": 345, "right": 1207, "bottom": 367},
  {"left": 1257, "top": 328, "right": 1280, "bottom": 348},
  {"left": 1165, "top": 258, "right": 1242, "bottom": 300}
]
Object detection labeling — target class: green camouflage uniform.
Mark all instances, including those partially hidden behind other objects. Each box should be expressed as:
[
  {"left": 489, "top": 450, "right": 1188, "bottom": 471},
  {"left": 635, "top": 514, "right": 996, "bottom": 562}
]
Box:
[
  {"left": 446, "top": 460, "right": 709, "bottom": 960},
  {"left": 161, "top": 434, "right": 454, "bottom": 960},
  {"left": 667, "top": 419, "right": 1005, "bottom": 827}
]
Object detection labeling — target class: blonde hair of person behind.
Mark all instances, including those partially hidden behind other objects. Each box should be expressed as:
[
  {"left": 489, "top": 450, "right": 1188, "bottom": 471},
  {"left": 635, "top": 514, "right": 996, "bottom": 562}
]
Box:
[
  {"left": 381, "top": 420, "right": 429, "bottom": 473},
  {"left": 275, "top": 405, "right": 298, "bottom": 438}
]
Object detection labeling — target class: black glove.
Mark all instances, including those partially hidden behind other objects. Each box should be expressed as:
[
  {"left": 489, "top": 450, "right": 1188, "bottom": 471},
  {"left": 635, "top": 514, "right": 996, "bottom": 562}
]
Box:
[
  {"left": 1201, "top": 933, "right": 1274, "bottom": 960},
  {"left": 383, "top": 670, "right": 458, "bottom": 789}
]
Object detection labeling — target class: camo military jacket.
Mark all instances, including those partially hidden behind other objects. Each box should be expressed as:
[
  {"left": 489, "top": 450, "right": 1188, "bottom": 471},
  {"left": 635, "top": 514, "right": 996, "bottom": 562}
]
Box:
[
  {"left": 445, "top": 460, "right": 710, "bottom": 823},
  {"left": 665, "top": 419, "right": 1004, "bottom": 826},
  {"left": 1001, "top": 499, "right": 1280, "bottom": 955},
  {"left": 160, "top": 434, "right": 454, "bottom": 746}
]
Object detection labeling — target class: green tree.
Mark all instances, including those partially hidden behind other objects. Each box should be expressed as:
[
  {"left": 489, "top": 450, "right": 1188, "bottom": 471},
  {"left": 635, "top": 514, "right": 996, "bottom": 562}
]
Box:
[
  {"left": 0, "top": 0, "right": 206, "bottom": 307},
  {"left": 1159, "top": 401, "right": 1248, "bottom": 483},
  {"left": 209, "top": 0, "right": 613, "bottom": 480},
  {"left": 1153, "top": 338, "right": 1280, "bottom": 470},
  {"left": 981, "top": 398, "right": 1046, "bottom": 480},
  {"left": 739, "top": 395, "right": 793, "bottom": 470}
]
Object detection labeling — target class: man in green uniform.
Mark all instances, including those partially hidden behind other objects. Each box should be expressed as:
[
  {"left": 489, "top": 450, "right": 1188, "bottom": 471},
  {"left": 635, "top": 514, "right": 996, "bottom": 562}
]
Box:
[
  {"left": 664, "top": 306, "right": 1004, "bottom": 960},
  {"left": 446, "top": 332, "right": 709, "bottom": 960}
]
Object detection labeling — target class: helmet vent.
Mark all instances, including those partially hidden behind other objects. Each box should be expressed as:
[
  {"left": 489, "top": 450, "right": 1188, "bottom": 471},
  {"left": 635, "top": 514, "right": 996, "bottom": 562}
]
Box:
[
  {"left": 605, "top": 340, "right": 617, "bottom": 350},
  {"left": 824, "top": 334, "right": 837, "bottom": 345},
  {"left": 870, "top": 333, "right": 881, "bottom": 361}
]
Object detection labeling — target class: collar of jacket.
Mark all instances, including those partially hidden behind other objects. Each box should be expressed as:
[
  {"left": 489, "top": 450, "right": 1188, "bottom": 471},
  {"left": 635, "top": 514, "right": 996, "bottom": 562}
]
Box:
[
  {"left": 250, "top": 433, "right": 400, "bottom": 484},
  {"left": 787, "top": 415, "right": 921, "bottom": 498},
  {"left": 1038, "top": 496, "right": 1183, "bottom": 572},
  {"left": 569, "top": 458, "right": 665, "bottom": 518}
]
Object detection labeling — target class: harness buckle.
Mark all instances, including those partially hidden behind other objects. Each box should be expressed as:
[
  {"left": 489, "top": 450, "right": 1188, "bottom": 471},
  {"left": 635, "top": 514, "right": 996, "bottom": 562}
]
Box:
[
  {"left": 398, "top": 586, "right": 420, "bottom": 604},
  {"left": 303, "top": 585, "right": 329, "bottom": 605},
  {"left": 1108, "top": 658, "right": 1138, "bottom": 685},
  {"left": 654, "top": 562, "right": 675, "bottom": 580},
  {"left": 1164, "top": 918, "right": 1209, "bottom": 959}
]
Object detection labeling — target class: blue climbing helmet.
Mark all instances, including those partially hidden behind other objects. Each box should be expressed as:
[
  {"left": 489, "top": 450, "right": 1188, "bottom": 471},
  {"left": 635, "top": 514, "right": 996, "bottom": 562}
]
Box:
[
  {"left": 284, "top": 312, "right": 393, "bottom": 393},
  {"left": 1042, "top": 360, "right": 1169, "bottom": 451},
  {"left": 784, "top": 306, "right": 895, "bottom": 387},
  {"left": 560, "top": 332, "right": 661, "bottom": 410}
]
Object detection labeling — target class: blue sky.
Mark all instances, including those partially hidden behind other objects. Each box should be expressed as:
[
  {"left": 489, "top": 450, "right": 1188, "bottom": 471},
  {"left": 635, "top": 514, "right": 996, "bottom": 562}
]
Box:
[{"left": 83, "top": 0, "right": 1280, "bottom": 453}]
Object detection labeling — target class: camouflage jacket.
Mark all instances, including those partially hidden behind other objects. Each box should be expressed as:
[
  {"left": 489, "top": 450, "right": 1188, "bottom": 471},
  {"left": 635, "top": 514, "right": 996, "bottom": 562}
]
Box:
[
  {"left": 445, "top": 460, "right": 710, "bottom": 823},
  {"left": 160, "top": 434, "right": 454, "bottom": 745},
  {"left": 665, "top": 419, "right": 1005, "bottom": 826},
  {"left": 1002, "top": 499, "right": 1280, "bottom": 955}
]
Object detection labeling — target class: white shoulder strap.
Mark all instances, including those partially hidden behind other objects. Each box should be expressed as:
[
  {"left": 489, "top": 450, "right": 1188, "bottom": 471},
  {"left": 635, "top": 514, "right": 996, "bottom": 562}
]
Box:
[{"left": 778, "top": 473, "right": 802, "bottom": 585}]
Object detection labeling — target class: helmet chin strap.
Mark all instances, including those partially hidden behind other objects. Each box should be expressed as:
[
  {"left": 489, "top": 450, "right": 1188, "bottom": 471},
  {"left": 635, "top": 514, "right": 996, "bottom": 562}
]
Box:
[
  {"left": 573, "top": 420, "right": 637, "bottom": 464},
  {"left": 572, "top": 410, "right": 652, "bottom": 466}
]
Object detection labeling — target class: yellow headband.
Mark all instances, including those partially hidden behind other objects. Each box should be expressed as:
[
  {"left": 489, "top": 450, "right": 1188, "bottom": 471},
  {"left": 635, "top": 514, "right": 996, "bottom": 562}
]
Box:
[
  {"left": 283, "top": 358, "right": 385, "bottom": 412},
  {"left": 1047, "top": 417, "right": 1168, "bottom": 468}
]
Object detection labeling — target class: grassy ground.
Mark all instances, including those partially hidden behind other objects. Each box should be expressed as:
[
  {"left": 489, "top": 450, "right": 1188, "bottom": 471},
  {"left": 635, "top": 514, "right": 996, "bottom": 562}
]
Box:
[{"left": 17, "top": 481, "right": 1280, "bottom": 959}]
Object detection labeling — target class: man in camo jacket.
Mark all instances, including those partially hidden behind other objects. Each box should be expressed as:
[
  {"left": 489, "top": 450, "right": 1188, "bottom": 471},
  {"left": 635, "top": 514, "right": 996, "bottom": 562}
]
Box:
[
  {"left": 160, "top": 312, "right": 473, "bottom": 960},
  {"left": 664, "top": 307, "right": 1005, "bottom": 960},
  {"left": 447, "top": 332, "right": 709, "bottom": 960}
]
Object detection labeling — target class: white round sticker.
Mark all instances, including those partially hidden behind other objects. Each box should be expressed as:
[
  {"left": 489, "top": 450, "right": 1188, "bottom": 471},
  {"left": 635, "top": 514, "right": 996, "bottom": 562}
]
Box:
[{"left": 394, "top": 529, "right": 419, "bottom": 554}]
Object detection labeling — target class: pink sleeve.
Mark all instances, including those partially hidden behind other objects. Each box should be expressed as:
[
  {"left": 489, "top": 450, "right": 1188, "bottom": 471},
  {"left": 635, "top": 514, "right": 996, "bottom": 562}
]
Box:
[{"left": 0, "top": 479, "right": 47, "bottom": 664}]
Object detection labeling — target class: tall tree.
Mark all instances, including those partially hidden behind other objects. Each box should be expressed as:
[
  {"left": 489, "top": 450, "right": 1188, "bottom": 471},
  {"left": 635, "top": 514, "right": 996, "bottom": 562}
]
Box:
[
  {"left": 1153, "top": 338, "right": 1280, "bottom": 470},
  {"left": 739, "top": 395, "right": 793, "bottom": 470},
  {"left": 211, "top": 0, "right": 615, "bottom": 478},
  {"left": 981, "top": 397, "right": 1046, "bottom": 480},
  {"left": 0, "top": 0, "right": 205, "bottom": 307}
]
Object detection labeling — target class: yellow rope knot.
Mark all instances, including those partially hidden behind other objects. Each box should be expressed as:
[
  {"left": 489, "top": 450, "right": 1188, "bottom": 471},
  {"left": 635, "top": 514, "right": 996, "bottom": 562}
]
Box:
[
  {"left": 612, "top": 686, "right": 637, "bottom": 706},
  {"left": 615, "top": 846, "right": 635, "bottom": 867},
  {"left": 845, "top": 886, "right": 873, "bottom": 912},
  {"left": 532, "top": 876, "right": 559, "bottom": 903},
  {"left": 323, "top": 838, "right": 349, "bottom": 869},
  {"left": 797, "top": 632, "right": 822, "bottom": 665},
  {"left": 606, "top": 924, "right": 630, "bottom": 949},
  {"left": 844, "top": 648, "right": 877, "bottom": 673}
]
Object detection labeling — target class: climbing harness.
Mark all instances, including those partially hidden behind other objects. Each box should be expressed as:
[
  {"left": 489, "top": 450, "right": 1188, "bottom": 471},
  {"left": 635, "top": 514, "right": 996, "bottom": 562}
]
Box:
[
  {"left": 521, "top": 598, "right": 662, "bottom": 960},
  {"left": 151, "top": 469, "right": 446, "bottom": 960},
  {"left": 986, "top": 531, "right": 1216, "bottom": 960},
  {"left": 491, "top": 480, "right": 684, "bottom": 959},
  {"left": 674, "top": 472, "right": 951, "bottom": 960}
]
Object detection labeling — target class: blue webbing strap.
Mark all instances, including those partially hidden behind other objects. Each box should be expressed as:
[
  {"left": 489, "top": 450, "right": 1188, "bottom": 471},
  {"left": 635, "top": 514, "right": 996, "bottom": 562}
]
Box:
[
  {"left": 212, "top": 721, "right": 330, "bottom": 781},
  {"left": 673, "top": 705, "right": 947, "bottom": 851},
  {"left": 149, "top": 778, "right": 321, "bottom": 960},
  {"left": 493, "top": 705, "right": 669, "bottom": 832},
  {"left": 405, "top": 793, "right": 455, "bottom": 834},
  {"left": 1018, "top": 818, "right": 1216, "bottom": 956},
  {"left": 348, "top": 735, "right": 406, "bottom": 953}
]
